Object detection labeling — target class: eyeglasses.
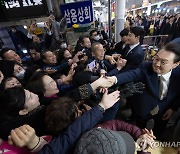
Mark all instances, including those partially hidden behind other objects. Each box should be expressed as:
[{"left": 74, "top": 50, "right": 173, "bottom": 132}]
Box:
[{"left": 153, "top": 55, "right": 168, "bottom": 65}]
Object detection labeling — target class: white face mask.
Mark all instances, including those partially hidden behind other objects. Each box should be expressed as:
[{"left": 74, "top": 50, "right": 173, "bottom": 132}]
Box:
[
  {"left": 94, "top": 35, "right": 100, "bottom": 41},
  {"left": 60, "top": 43, "right": 67, "bottom": 49},
  {"left": 16, "top": 69, "right": 25, "bottom": 79}
]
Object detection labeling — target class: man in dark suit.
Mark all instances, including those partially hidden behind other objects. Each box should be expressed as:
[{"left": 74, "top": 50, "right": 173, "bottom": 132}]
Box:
[
  {"left": 161, "top": 16, "right": 175, "bottom": 43},
  {"left": 90, "top": 42, "right": 117, "bottom": 76},
  {"left": 107, "top": 27, "right": 144, "bottom": 76},
  {"left": 108, "top": 43, "right": 180, "bottom": 138},
  {"left": 154, "top": 15, "right": 165, "bottom": 44},
  {"left": 121, "top": 27, "right": 144, "bottom": 70},
  {"left": 113, "top": 28, "right": 129, "bottom": 54}
]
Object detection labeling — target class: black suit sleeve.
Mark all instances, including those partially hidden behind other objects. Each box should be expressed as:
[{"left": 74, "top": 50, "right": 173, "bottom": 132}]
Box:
[
  {"left": 38, "top": 105, "right": 103, "bottom": 154},
  {"left": 170, "top": 95, "right": 180, "bottom": 111},
  {"left": 123, "top": 52, "right": 144, "bottom": 72},
  {"left": 43, "top": 33, "right": 53, "bottom": 49},
  {"left": 115, "top": 67, "right": 143, "bottom": 85}
]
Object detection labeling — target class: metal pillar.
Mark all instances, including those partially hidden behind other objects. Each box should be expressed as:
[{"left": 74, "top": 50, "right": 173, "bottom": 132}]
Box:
[
  {"left": 115, "top": 0, "right": 126, "bottom": 43},
  {"left": 108, "top": 0, "right": 112, "bottom": 39},
  {"left": 46, "top": 0, "right": 53, "bottom": 12},
  {"left": 46, "top": 0, "right": 60, "bottom": 41},
  {"left": 54, "top": 0, "right": 61, "bottom": 18}
]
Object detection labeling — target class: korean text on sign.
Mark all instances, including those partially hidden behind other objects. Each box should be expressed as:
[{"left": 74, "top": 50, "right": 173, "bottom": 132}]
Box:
[{"left": 60, "top": 1, "right": 93, "bottom": 28}]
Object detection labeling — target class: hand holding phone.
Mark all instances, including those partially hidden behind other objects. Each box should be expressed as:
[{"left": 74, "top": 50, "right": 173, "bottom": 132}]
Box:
[
  {"left": 88, "top": 60, "right": 96, "bottom": 69},
  {"left": 36, "top": 22, "right": 45, "bottom": 28}
]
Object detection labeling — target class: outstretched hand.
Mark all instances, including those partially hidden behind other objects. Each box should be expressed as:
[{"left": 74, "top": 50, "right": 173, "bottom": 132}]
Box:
[
  {"left": 99, "top": 88, "right": 120, "bottom": 110},
  {"left": 91, "top": 76, "right": 115, "bottom": 91},
  {"left": 116, "top": 58, "right": 127, "bottom": 70}
]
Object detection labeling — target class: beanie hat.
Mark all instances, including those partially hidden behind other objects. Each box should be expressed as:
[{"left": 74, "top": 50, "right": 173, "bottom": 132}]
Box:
[
  {"left": 74, "top": 128, "right": 135, "bottom": 154},
  {"left": 0, "top": 60, "right": 15, "bottom": 77}
]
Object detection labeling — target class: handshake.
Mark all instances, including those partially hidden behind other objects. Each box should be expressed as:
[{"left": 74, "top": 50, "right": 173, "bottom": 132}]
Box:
[{"left": 91, "top": 76, "right": 145, "bottom": 98}]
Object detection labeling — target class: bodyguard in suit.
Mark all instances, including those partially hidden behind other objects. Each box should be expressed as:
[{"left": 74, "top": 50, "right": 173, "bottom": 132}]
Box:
[
  {"left": 113, "top": 28, "right": 129, "bottom": 54},
  {"left": 121, "top": 26, "right": 145, "bottom": 71},
  {"left": 107, "top": 27, "right": 144, "bottom": 76},
  {"left": 108, "top": 43, "right": 180, "bottom": 138}
]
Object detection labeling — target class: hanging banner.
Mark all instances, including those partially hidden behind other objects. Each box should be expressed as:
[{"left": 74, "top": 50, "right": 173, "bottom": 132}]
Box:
[{"left": 60, "top": 0, "right": 94, "bottom": 28}]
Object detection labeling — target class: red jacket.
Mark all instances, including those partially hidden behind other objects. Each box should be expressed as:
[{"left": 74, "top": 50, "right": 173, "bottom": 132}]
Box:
[
  {"left": 97, "top": 119, "right": 143, "bottom": 141},
  {"left": 97, "top": 120, "right": 151, "bottom": 154}
]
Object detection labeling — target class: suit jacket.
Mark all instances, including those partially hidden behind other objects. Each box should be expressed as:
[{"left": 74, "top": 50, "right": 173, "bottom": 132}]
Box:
[
  {"left": 161, "top": 22, "right": 175, "bottom": 35},
  {"left": 113, "top": 41, "right": 125, "bottom": 54},
  {"left": 107, "top": 44, "right": 144, "bottom": 76},
  {"left": 115, "top": 62, "right": 180, "bottom": 119},
  {"left": 122, "top": 44, "right": 144, "bottom": 71},
  {"left": 172, "top": 20, "right": 180, "bottom": 40},
  {"left": 154, "top": 20, "right": 165, "bottom": 34},
  {"left": 38, "top": 105, "right": 103, "bottom": 154}
]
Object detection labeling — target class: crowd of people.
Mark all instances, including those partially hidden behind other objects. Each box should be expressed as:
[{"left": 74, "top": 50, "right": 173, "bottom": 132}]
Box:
[
  {"left": 124, "top": 13, "right": 180, "bottom": 45},
  {"left": 0, "top": 13, "right": 180, "bottom": 154}
]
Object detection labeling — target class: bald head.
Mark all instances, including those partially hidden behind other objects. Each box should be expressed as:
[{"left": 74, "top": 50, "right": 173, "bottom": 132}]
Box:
[{"left": 91, "top": 42, "right": 105, "bottom": 60}]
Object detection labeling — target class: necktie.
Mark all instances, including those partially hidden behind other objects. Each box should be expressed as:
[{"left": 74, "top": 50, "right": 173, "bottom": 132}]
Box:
[
  {"left": 125, "top": 45, "right": 131, "bottom": 57},
  {"left": 121, "top": 45, "right": 130, "bottom": 58},
  {"left": 159, "top": 76, "right": 167, "bottom": 100},
  {"left": 99, "top": 60, "right": 107, "bottom": 71}
]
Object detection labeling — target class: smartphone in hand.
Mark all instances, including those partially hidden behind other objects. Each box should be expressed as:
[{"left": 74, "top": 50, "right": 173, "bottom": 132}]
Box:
[
  {"left": 88, "top": 60, "right": 96, "bottom": 69},
  {"left": 36, "top": 22, "right": 45, "bottom": 27}
]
